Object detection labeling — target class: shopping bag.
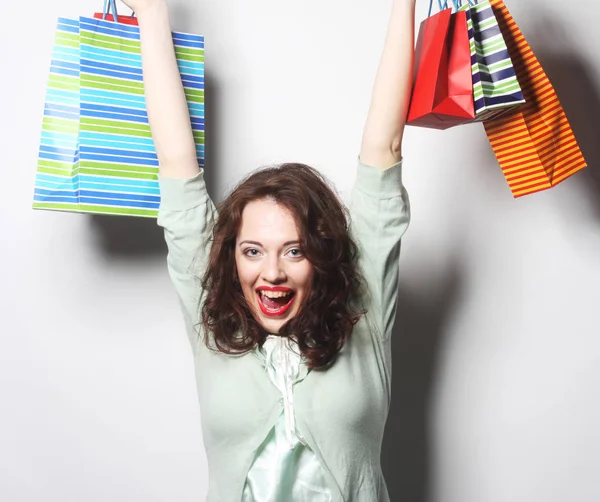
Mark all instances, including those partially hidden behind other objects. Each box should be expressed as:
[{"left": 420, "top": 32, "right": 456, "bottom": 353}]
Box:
[
  {"left": 33, "top": 17, "right": 82, "bottom": 212},
  {"left": 407, "top": 0, "right": 475, "bottom": 129},
  {"left": 482, "top": 0, "right": 586, "bottom": 197},
  {"left": 78, "top": 15, "right": 205, "bottom": 217},
  {"left": 460, "top": 0, "right": 525, "bottom": 121},
  {"left": 93, "top": 10, "right": 139, "bottom": 25},
  {"left": 33, "top": 4, "right": 205, "bottom": 217}
]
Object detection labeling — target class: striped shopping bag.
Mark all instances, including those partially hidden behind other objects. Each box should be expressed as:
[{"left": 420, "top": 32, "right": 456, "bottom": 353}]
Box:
[
  {"left": 482, "top": 0, "right": 586, "bottom": 197},
  {"left": 33, "top": 13, "right": 205, "bottom": 217},
  {"left": 33, "top": 17, "right": 81, "bottom": 213},
  {"left": 460, "top": 0, "right": 525, "bottom": 122}
]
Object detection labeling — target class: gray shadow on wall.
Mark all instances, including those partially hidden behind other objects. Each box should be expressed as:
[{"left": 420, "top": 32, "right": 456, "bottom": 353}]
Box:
[
  {"left": 382, "top": 257, "right": 464, "bottom": 502},
  {"left": 525, "top": 15, "right": 600, "bottom": 218},
  {"left": 88, "top": 73, "right": 220, "bottom": 257}
]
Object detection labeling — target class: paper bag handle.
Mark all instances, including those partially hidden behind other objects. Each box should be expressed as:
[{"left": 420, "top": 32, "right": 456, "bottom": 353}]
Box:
[
  {"left": 428, "top": 0, "right": 459, "bottom": 17},
  {"left": 429, "top": 0, "right": 477, "bottom": 16},
  {"left": 101, "top": 0, "right": 136, "bottom": 23}
]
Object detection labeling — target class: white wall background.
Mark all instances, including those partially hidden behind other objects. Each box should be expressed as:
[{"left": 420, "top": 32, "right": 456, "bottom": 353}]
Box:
[{"left": 1, "top": 0, "right": 599, "bottom": 500}]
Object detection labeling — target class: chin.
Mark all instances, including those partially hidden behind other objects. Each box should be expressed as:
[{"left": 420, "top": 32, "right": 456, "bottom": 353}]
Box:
[
  {"left": 256, "top": 307, "right": 302, "bottom": 334},
  {"left": 258, "top": 317, "right": 286, "bottom": 335}
]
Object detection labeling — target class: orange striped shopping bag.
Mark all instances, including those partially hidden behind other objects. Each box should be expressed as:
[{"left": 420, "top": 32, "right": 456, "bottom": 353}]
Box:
[{"left": 483, "top": 0, "right": 586, "bottom": 198}]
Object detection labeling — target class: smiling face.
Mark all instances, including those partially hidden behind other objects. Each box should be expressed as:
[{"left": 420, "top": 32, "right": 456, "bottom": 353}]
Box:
[{"left": 235, "top": 198, "right": 314, "bottom": 334}]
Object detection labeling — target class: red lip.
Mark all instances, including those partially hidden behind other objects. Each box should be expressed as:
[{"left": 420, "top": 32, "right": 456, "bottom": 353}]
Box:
[
  {"left": 256, "top": 288, "right": 295, "bottom": 317},
  {"left": 257, "top": 286, "right": 294, "bottom": 292}
]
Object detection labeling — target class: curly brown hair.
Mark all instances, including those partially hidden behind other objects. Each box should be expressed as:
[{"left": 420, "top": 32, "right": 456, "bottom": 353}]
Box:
[{"left": 200, "top": 163, "right": 366, "bottom": 369}]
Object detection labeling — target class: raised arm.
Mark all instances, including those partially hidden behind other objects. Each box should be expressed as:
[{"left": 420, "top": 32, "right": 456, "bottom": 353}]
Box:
[
  {"left": 120, "top": 0, "right": 215, "bottom": 353},
  {"left": 121, "top": 0, "right": 199, "bottom": 178},
  {"left": 350, "top": 0, "right": 414, "bottom": 340},
  {"left": 360, "top": 0, "right": 416, "bottom": 169}
]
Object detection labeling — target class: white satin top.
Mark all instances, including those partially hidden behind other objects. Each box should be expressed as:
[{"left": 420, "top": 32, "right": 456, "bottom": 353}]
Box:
[{"left": 242, "top": 335, "right": 333, "bottom": 502}]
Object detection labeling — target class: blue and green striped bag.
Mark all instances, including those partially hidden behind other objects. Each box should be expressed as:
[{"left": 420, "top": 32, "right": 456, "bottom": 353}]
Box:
[
  {"left": 33, "top": 8, "right": 205, "bottom": 218},
  {"left": 459, "top": 0, "right": 525, "bottom": 122}
]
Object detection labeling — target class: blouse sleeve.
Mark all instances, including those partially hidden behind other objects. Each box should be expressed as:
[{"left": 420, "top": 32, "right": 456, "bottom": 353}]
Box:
[
  {"left": 156, "top": 170, "right": 218, "bottom": 354},
  {"left": 349, "top": 159, "right": 410, "bottom": 342}
]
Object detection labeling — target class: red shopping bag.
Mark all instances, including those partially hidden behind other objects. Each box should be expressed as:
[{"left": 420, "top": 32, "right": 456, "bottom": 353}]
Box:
[
  {"left": 93, "top": 13, "right": 138, "bottom": 24},
  {"left": 407, "top": 8, "right": 475, "bottom": 130},
  {"left": 93, "top": 0, "right": 138, "bottom": 25}
]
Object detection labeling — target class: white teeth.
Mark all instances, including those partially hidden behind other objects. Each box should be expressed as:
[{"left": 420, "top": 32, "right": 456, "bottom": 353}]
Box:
[{"left": 260, "top": 290, "right": 293, "bottom": 299}]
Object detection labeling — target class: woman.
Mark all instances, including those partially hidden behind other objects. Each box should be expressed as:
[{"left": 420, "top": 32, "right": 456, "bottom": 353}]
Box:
[{"left": 121, "top": 0, "right": 414, "bottom": 500}]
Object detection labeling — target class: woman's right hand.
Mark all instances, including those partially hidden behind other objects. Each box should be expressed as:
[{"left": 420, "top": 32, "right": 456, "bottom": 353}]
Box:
[{"left": 119, "top": 0, "right": 166, "bottom": 16}]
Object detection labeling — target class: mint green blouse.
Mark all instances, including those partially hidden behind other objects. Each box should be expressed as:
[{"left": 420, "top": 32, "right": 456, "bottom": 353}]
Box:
[
  {"left": 242, "top": 336, "right": 332, "bottom": 501},
  {"left": 157, "top": 160, "right": 410, "bottom": 501}
]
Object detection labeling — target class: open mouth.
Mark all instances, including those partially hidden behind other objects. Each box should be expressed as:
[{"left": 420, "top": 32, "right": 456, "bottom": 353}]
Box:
[{"left": 256, "top": 288, "right": 295, "bottom": 317}]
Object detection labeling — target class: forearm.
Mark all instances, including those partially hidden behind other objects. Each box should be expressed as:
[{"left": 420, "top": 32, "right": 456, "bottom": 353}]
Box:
[
  {"left": 137, "top": 1, "right": 199, "bottom": 178},
  {"left": 360, "top": 0, "right": 416, "bottom": 169}
]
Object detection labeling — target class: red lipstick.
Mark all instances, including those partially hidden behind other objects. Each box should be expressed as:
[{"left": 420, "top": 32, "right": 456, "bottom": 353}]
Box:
[
  {"left": 257, "top": 286, "right": 294, "bottom": 292},
  {"left": 256, "top": 286, "right": 295, "bottom": 317}
]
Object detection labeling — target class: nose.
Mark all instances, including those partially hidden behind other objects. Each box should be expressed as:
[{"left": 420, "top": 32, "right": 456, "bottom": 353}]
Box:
[{"left": 261, "top": 254, "right": 286, "bottom": 284}]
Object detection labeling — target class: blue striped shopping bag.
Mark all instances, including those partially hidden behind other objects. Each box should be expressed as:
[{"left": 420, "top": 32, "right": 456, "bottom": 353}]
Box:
[
  {"left": 34, "top": 17, "right": 82, "bottom": 213},
  {"left": 459, "top": 0, "right": 525, "bottom": 121},
  {"left": 33, "top": 5, "right": 205, "bottom": 217}
]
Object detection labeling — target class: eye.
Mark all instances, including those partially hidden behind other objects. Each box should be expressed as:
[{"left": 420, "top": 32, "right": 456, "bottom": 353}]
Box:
[
  {"left": 287, "top": 248, "right": 304, "bottom": 258},
  {"left": 243, "top": 248, "right": 261, "bottom": 257}
]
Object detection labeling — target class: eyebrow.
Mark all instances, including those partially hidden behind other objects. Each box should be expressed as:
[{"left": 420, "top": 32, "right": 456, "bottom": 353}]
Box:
[{"left": 238, "top": 240, "right": 300, "bottom": 247}]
